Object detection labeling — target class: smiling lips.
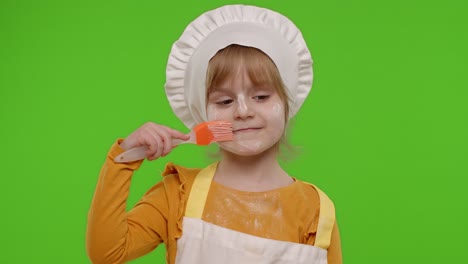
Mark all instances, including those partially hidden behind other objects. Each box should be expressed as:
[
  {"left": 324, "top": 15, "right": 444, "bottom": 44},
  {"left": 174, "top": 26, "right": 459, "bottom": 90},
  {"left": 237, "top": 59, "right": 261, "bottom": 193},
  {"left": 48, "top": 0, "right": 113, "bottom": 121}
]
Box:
[{"left": 233, "top": 127, "right": 261, "bottom": 133}]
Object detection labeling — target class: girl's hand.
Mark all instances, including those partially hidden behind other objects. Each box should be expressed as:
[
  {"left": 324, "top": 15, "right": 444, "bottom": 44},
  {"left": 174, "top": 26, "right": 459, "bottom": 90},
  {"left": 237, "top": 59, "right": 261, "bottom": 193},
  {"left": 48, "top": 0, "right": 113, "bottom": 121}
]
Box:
[{"left": 119, "top": 122, "right": 190, "bottom": 161}]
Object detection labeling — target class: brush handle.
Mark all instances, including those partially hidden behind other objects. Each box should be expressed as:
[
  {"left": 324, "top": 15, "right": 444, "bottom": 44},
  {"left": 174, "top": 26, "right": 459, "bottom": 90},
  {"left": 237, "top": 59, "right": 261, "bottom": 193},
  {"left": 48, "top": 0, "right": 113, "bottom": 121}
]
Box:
[
  {"left": 114, "top": 137, "right": 193, "bottom": 163},
  {"left": 114, "top": 146, "right": 149, "bottom": 163}
]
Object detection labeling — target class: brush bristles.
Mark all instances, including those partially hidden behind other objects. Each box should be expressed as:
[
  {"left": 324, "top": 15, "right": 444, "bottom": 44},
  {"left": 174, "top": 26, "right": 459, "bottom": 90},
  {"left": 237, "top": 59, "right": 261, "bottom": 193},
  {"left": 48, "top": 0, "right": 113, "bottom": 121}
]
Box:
[
  {"left": 208, "top": 122, "right": 233, "bottom": 142},
  {"left": 194, "top": 121, "right": 234, "bottom": 145}
]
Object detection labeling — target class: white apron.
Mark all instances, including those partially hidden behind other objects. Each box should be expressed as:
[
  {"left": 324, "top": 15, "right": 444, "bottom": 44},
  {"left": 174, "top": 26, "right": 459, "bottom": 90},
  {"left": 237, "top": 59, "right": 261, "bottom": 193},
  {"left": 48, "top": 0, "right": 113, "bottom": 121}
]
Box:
[{"left": 175, "top": 163, "right": 335, "bottom": 264}]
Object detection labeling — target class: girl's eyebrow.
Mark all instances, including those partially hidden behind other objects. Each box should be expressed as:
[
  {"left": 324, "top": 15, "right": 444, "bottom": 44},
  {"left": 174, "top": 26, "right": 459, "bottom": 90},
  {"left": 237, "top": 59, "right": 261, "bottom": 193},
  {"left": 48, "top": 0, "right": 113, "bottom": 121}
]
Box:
[
  {"left": 208, "top": 87, "right": 230, "bottom": 95},
  {"left": 210, "top": 84, "right": 271, "bottom": 93}
]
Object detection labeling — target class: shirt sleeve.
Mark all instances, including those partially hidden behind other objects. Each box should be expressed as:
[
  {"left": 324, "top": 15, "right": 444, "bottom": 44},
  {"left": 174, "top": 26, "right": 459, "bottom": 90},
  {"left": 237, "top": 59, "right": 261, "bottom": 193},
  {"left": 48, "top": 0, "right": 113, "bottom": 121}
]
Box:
[
  {"left": 86, "top": 140, "right": 169, "bottom": 264},
  {"left": 327, "top": 221, "right": 343, "bottom": 264}
]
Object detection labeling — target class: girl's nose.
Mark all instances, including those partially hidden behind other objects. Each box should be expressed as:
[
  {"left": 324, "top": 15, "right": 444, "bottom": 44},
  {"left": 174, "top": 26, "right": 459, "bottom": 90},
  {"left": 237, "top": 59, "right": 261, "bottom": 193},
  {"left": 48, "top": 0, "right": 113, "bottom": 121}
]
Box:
[{"left": 235, "top": 95, "right": 254, "bottom": 119}]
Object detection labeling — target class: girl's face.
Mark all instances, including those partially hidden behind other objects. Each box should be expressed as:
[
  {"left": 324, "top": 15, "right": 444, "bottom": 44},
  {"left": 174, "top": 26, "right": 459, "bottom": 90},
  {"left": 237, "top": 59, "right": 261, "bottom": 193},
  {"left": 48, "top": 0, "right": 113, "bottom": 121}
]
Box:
[{"left": 206, "top": 68, "right": 286, "bottom": 156}]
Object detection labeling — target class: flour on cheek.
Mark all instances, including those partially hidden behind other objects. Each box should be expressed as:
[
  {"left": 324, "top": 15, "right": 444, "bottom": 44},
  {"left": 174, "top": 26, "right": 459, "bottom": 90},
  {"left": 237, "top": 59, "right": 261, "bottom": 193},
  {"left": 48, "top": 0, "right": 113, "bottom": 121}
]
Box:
[{"left": 268, "top": 102, "right": 284, "bottom": 122}]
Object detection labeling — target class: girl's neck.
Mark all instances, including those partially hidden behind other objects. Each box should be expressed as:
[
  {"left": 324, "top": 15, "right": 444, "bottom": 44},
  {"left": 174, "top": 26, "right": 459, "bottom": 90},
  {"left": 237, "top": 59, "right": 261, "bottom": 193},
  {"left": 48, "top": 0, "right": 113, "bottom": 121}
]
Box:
[{"left": 214, "top": 146, "right": 293, "bottom": 192}]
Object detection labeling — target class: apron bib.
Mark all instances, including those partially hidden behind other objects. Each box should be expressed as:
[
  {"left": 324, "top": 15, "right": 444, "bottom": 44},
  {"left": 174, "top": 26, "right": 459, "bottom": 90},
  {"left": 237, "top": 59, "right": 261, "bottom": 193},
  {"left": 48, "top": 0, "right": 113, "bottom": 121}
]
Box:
[{"left": 175, "top": 163, "right": 335, "bottom": 264}]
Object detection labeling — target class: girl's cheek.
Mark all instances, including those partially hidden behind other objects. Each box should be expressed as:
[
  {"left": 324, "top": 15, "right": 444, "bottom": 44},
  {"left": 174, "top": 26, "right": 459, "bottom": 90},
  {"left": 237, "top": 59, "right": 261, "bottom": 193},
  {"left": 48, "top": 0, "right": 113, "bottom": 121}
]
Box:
[
  {"left": 207, "top": 105, "right": 224, "bottom": 121},
  {"left": 272, "top": 103, "right": 283, "bottom": 117},
  {"left": 264, "top": 102, "right": 286, "bottom": 130},
  {"left": 265, "top": 102, "right": 284, "bottom": 120},
  {"left": 207, "top": 105, "right": 216, "bottom": 120}
]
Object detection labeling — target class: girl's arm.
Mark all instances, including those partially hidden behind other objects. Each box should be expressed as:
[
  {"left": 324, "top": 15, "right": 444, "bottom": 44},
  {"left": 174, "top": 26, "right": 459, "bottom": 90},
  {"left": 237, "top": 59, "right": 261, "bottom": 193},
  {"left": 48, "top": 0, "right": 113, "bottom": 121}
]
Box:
[
  {"left": 86, "top": 123, "right": 190, "bottom": 263},
  {"left": 86, "top": 140, "right": 168, "bottom": 263},
  {"left": 327, "top": 222, "right": 343, "bottom": 264}
]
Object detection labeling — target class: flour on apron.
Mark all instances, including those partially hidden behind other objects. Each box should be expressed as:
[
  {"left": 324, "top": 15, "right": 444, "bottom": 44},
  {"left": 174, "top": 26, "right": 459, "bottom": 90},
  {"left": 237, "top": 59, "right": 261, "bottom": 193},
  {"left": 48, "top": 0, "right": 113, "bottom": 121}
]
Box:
[{"left": 175, "top": 163, "right": 335, "bottom": 264}]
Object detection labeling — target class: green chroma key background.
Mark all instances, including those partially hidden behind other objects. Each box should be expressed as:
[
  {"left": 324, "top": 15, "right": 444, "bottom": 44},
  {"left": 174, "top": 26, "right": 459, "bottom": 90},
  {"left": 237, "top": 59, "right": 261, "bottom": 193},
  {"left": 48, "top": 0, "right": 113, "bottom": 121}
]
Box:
[{"left": 1, "top": 0, "right": 467, "bottom": 263}]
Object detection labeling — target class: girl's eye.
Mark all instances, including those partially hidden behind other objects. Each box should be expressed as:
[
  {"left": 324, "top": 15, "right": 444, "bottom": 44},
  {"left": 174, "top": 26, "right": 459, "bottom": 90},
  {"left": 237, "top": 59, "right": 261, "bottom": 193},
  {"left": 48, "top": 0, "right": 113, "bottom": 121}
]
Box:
[
  {"left": 216, "top": 99, "right": 233, "bottom": 105},
  {"left": 254, "top": 95, "right": 270, "bottom": 101}
]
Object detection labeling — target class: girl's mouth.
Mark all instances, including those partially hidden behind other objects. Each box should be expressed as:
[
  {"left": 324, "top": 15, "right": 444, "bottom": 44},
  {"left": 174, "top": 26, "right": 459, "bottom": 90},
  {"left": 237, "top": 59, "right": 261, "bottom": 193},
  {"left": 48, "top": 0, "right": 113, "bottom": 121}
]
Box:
[{"left": 233, "top": 127, "right": 261, "bottom": 133}]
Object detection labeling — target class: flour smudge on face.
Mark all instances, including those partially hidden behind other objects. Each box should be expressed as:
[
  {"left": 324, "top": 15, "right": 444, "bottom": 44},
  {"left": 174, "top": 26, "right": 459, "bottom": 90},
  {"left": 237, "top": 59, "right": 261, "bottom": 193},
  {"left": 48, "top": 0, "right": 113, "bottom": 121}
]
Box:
[{"left": 237, "top": 94, "right": 248, "bottom": 115}]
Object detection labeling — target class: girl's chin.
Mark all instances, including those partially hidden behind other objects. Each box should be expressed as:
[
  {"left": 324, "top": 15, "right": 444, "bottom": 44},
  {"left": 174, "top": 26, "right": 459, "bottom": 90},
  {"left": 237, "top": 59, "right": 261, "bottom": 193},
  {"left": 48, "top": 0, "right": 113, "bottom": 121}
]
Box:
[{"left": 218, "top": 141, "right": 275, "bottom": 157}]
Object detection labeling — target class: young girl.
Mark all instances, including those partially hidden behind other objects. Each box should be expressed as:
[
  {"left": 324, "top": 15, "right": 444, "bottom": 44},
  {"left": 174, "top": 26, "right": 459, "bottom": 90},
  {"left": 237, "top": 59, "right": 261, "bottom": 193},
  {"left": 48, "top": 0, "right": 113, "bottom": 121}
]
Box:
[{"left": 87, "top": 5, "right": 342, "bottom": 264}]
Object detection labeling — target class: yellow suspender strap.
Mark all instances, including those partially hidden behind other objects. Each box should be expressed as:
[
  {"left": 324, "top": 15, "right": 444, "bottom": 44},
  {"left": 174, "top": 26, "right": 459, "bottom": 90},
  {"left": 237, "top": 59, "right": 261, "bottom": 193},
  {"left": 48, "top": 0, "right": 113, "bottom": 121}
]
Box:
[
  {"left": 307, "top": 183, "right": 336, "bottom": 250},
  {"left": 185, "top": 162, "right": 219, "bottom": 219}
]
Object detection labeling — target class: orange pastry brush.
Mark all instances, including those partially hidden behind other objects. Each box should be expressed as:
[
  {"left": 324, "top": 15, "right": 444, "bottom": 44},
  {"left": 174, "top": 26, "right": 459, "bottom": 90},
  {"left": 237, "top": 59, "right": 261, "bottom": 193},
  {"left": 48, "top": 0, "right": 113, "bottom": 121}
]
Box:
[{"left": 114, "top": 121, "right": 233, "bottom": 163}]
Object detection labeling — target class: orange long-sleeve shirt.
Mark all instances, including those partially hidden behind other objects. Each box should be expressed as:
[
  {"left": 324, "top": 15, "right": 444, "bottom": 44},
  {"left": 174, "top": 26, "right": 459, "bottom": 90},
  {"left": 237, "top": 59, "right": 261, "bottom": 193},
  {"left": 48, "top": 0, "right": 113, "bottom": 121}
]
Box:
[{"left": 86, "top": 140, "right": 342, "bottom": 263}]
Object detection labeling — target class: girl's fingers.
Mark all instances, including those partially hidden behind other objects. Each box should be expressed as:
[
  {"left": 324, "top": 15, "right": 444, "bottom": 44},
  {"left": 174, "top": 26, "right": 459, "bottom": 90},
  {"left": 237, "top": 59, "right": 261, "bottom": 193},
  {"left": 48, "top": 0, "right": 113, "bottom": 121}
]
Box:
[
  {"left": 160, "top": 129, "right": 174, "bottom": 157},
  {"left": 157, "top": 126, "right": 185, "bottom": 157},
  {"left": 170, "top": 128, "right": 190, "bottom": 140},
  {"left": 149, "top": 130, "right": 165, "bottom": 160},
  {"left": 144, "top": 134, "right": 158, "bottom": 159},
  {"left": 140, "top": 125, "right": 162, "bottom": 160},
  {"left": 123, "top": 122, "right": 188, "bottom": 161}
]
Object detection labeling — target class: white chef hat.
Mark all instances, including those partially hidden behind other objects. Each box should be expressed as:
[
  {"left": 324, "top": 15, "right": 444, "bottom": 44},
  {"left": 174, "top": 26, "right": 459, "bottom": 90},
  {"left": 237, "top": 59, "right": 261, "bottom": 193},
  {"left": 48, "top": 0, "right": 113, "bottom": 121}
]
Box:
[{"left": 164, "top": 4, "right": 313, "bottom": 129}]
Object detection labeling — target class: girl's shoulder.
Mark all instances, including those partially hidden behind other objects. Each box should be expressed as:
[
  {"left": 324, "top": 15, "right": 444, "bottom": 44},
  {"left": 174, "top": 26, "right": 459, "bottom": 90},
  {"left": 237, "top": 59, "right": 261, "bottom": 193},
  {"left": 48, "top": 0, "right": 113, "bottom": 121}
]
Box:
[
  {"left": 292, "top": 179, "right": 335, "bottom": 208},
  {"left": 137, "top": 162, "right": 203, "bottom": 210},
  {"left": 159, "top": 162, "right": 203, "bottom": 191},
  {"left": 162, "top": 162, "right": 202, "bottom": 180}
]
